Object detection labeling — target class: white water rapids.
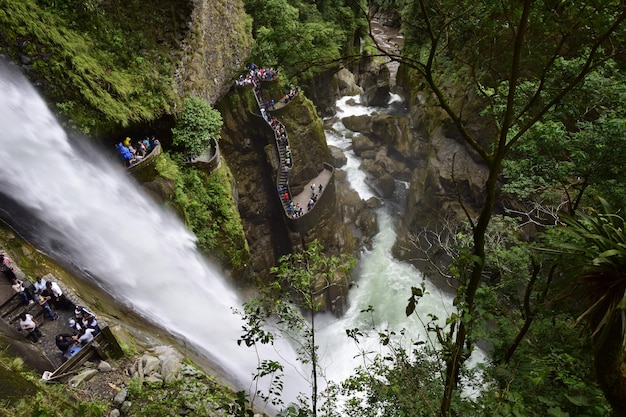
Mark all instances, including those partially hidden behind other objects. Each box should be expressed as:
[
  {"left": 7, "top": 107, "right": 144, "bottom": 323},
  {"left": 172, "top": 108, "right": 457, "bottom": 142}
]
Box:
[{"left": 315, "top": 94, "right": 458, "bottom": 386}]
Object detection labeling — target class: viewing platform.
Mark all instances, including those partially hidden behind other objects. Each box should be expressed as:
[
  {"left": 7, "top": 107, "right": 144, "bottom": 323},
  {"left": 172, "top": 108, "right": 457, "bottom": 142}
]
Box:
[{"left": 0, "top": 251, "right": 122, "bottom": 383}]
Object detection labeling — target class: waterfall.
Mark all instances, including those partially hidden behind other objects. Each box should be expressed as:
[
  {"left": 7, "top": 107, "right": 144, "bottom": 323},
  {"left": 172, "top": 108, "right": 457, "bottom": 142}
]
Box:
[{"left": 0, "top": 60, "right": 303, "bottom": 407}]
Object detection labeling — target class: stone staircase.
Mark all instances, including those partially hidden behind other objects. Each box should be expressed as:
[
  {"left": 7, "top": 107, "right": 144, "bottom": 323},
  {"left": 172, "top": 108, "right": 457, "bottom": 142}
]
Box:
[
  {"left": 239, "top": 70, "right": 334, "bottom": 224},
  {"left": 252, "top": 83, "right": 298, "bottom": 215}
]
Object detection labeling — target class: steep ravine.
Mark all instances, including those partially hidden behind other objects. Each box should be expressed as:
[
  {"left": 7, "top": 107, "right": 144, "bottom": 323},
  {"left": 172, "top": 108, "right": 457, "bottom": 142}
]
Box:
[{"left": 217, "top": 82, "right": 373, "bottom": 285}]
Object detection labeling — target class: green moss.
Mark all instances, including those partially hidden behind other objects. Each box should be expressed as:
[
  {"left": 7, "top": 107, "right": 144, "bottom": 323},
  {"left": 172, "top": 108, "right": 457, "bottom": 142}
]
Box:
[
  {"left": 157, "top": 156, "right": 250, "bottom": 272},
  {"left": 154, "top": 153, "right": 180, "bottom": 180},
  {"left": 187, "top": 164, "right": 248, "bottom": 270},
  {"left": 0, "top": 0, "right": 180, "bottom": 134},
  {"left": 125, "top": 363, "right": 239, "bottom": 417},
  {"left": 0, "top": 350, "right": 107, "bottom": 416}
]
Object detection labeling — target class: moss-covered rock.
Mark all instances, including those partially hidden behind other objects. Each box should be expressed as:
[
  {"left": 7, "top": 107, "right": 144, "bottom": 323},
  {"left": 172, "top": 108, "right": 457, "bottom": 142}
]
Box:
[
  {"left": 392, "top": 63, "right": 492, "bottom": 261},
  {"left": 175, "top": 0, "right": 253, "bottom": 104},
  {"left": 0, "top": 0, "right": 252, "bottom": 135}
]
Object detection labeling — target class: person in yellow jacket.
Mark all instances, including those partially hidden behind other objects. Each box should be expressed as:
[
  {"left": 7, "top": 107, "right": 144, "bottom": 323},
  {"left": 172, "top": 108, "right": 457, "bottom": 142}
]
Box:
[{"left": 123, "top": 137, "right": 131, "bottom": 147}]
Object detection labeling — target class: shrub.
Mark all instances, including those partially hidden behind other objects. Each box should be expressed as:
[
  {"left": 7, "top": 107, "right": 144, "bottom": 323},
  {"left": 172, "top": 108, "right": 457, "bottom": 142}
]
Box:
[{"left": 171, "top": 97, "right": 223, "bottom": 156}]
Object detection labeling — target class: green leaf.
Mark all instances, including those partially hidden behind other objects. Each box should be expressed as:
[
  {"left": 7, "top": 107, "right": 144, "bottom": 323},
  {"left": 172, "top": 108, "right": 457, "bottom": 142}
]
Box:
[
  {"left": 406, "top": 299, "right": 415, "bottom": 317},
  {"left": 547, "top": 406, "right": 570, "bottom": 417}
]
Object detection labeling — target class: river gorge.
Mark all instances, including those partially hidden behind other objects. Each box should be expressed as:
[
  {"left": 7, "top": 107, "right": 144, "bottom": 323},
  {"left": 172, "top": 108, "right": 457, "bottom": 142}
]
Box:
[{"left": 0, "top": 50, "right": 463, "bottom": 411}]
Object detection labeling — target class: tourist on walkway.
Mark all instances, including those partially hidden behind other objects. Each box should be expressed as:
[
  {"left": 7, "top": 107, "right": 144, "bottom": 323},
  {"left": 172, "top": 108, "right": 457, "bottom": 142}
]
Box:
[
  {"left": 0, "top": 253, "right": 18, "bottom": 281},
  {"left": 12, "top": 278, "right": 33, "bottom": 306},
  {"left": 44, "top": 280, "right": 72, "bottom": 311},
  {"left": 18, "top": 312, "right": 42, "bottom": 343},
  {"left": 55, "top": 333, "right": 75, "bottom": 353},
  {"left": 33, "top": 289, "right": 57, "bottom": 321},
  {"left": 33, "top": 276, "right": 47, "bottom": 293},
  {"left": 73, "top": 327, "right": 96, "bottom": 346}
]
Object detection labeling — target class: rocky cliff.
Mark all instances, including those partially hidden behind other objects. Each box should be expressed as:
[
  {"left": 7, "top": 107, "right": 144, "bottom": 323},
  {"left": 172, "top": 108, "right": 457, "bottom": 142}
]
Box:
[
  {"left": 216, "top": 83, "right": 371, "bottom": 292},
  {"left": 0, "top": 0, "right": 252, "bottom": 134},
  {"left": 391, "top": 64, "right": 493, "bottom": 260},
  {"left": 303, "top": 59, "right": 493, "bottom": 269},
  {"left": 175, "top": 0, "right": 253, "bottom": 104}
]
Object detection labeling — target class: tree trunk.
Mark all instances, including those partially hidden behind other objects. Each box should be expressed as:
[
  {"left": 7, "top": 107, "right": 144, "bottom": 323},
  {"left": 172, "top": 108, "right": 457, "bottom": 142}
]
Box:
[
  {"left": 504, "top": 261, "right": 541, "bottom": 363},
  {"left": 593, "top": 318, "right": 626, "bottom": 417}
]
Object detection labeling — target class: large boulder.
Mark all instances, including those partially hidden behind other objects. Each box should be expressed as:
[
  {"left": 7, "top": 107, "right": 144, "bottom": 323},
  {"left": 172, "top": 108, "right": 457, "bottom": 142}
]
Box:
[
  {"left": 328, "top": 145, "right": 347, "bottom": 168},
  {"left": 352, "top": 134, "right": 376, "bottom": 156},
  {"left": 358, "top": 57, "right": 391, "bottom": 107},
  {"left": 371, "top": 114, "right": 416, "bottom": 157},
  {"left": 372, "top": 173, "right": 396, "bottom": 199},
  {"left": 374, "top": 147, "right": 412, "bottom": 181},
  {"left": 68, "top": 369, "right": 99, "bottom": 388},
  {"left": 336, "top": 68, "right": 361, "bottom": 97},
  {"left": 361, "top": 159, "right": 396, "bottom": 199},
  {"left": 342, "top": 114, "right": 372, "bottom": 133},
  {"left": 142, "top": 354, "right": 161, "bottom": 376},
  {"left": 356, "top": 207, "right": 379, "bottom": 240},
  {"left": 338, "top": 185, "right": 365, "bottom": 225}
]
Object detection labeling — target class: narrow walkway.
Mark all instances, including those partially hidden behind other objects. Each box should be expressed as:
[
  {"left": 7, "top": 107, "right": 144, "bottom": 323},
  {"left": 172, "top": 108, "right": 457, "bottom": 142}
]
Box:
[
  {"left": 291, "top": 170, "right": 332, "bottom": 212},
  {"left": 237, "top": 66, "right": 332, "bottom": 219}
]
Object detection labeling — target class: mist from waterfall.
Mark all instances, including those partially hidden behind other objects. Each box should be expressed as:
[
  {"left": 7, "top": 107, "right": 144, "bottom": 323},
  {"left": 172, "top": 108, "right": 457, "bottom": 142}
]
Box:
[{"left": 0, "top": 61, "right": 304, "bottom": 408}]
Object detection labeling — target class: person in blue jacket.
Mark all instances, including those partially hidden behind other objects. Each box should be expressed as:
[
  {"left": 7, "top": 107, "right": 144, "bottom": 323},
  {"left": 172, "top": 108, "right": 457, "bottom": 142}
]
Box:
[{"left": 116, "top": 142, "right": 133, "bottom": 166}]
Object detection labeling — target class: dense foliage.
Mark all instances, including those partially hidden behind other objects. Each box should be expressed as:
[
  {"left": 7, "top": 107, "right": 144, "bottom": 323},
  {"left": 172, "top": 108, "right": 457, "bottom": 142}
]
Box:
[
  {"left": 0, "top": 0, "right": 183, "bottom": 134},
  {"left": 172, "top": 97, "right": 224, "bottom": 157},
  {"left": 502, "top": 60, "right": 626, "bottom": 212},
  {"left": 242, "top": 0, "right": 364, "bottom": 79},
  {"left": 155, "top": 154, "right": 250, "bottom": 271}
]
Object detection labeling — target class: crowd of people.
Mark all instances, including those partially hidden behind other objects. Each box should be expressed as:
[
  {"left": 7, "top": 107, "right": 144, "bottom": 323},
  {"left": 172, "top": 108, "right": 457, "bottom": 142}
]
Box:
[
  {"left": 234, "top": 64, "right": 277, "bottom": 87},
  {"left": 1, "top": 252, "right": 100, "bottom": 359},
  {"left": 115, "top": 135, "right": 160, "bottom": 167},
  {"left": 238, "top": 64, "right": 325, "bottom": 219},
  {"left": 283, "top": 85, "right": 299, "bottom": 104},
  {"left": 307, "top": 183, "right": 323, "bottom": 211}
]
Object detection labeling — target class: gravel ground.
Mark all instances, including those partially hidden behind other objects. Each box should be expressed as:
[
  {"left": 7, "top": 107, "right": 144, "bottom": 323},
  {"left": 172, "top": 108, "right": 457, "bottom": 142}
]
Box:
[{"left": 36, "top": 305, "right": 77, "bottom": 369}]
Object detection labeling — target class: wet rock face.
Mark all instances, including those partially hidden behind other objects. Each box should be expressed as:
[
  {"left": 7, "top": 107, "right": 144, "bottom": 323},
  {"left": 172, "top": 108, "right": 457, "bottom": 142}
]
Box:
[
  {"left": 357, "top": 57, "right": 391, "bottom": 107},
  {"left": 317, "top": 65, "right": 490, "bottom": 253},
  {"left": 176, "top": 0, "right": 253, "bottom": 103},
  {"left": 387, "top": 66, "right": 496, "bottom": 261}
]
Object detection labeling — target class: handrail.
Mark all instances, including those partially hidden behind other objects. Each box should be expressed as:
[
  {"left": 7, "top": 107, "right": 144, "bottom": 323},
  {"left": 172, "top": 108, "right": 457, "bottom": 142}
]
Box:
[{"left": 236, "top": 68, "right": 333, "bottom": 222}]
